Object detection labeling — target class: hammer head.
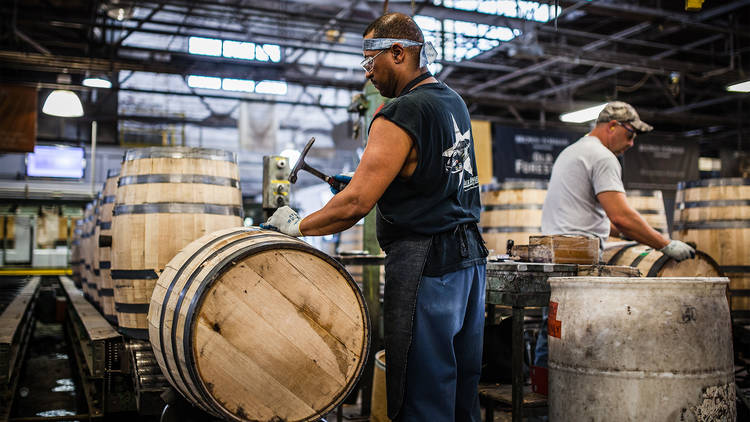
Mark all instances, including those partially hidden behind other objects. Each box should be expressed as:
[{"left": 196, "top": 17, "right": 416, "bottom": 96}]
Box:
[{"left": 288, "top": 137, "right": 315, "bottom": 184}]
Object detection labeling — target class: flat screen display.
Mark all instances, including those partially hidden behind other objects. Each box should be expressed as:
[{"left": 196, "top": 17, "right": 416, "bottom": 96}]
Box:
[{"left": 26, "top": 145, "right": 85, "bottom": 178}]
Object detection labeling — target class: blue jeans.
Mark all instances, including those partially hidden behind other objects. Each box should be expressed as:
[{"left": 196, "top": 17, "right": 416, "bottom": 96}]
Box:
[
  {"left": 398, "top": 264, "right": 486, "bottom": 422},
  {"left": 534, "top": 307, "right": 548, "bottom": 367}
]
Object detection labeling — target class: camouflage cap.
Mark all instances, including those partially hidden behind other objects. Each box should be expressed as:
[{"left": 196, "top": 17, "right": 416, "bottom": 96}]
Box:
[{"left": 596, "top": 101, "right": 653, "bottom": 132}]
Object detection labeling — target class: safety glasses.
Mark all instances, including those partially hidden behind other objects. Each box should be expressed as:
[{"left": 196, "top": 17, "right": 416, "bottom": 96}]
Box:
[
  {"left": 616, "top": 121, "right": 637, "bottom": 139},
  {"left": 360, "top": 49, "right": 387, "bottom": 72}
]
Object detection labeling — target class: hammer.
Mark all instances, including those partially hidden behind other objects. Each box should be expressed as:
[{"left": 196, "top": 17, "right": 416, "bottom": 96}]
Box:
[{"left": 288, "top": 137, "right": 350, "bottom": 192}]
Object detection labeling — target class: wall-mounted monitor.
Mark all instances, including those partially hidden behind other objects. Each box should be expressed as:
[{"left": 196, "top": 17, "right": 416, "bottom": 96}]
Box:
[{"left": 26, "top": 145, "right": 85, "bottom": 179}]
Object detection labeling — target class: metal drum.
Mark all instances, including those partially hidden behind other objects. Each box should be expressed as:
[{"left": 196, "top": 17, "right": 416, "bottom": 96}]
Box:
[{"left": 548, "top": 277, "right": 735, "bottom": 421}]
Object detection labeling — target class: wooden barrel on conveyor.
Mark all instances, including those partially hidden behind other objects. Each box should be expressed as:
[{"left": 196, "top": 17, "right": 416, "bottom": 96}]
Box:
[
  {"left": 479, "top": 181, "right": 547, "bottom": 255},
  {"left": 81, "top": 201, "right": 96, "bottom": 303},
  {"left": 673, "top": 177, "right": 750, "bottom": 313},
  {"left": 90, "top": 193, "right": 103, "bottom": 310},
  {"left": 602, "top": 242, "right": 722, "bottom": 278},
  {"left": 71, "top": 219, "right": 83, "bottom": 288},
  {"left": 111, "top": 147, "right": 243, "bottom": 339},
  {"left": 148, "top": 227, "right": 370, "bottom": 422},
  {"left": 97, "top": 169, "right": 119, "bottom": 324}
]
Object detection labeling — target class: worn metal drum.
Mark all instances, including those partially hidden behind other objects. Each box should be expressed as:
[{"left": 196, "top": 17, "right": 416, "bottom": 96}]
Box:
[{"left": 548, "top": 277, "right": 735, "bottom": 421}]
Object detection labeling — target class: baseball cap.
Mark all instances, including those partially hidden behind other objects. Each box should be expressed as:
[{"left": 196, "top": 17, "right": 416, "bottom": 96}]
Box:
[{"left": 596, "top": 101, "right": 653, "bottom": 133}]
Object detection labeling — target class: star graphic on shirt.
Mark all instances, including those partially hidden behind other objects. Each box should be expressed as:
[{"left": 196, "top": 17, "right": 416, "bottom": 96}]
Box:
[{"left": 442, "top": 114, "right": 473, "bottom": 185}]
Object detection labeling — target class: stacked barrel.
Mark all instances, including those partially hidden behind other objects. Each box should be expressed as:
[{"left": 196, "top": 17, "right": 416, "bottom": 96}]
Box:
[
  {"left": 618, "top": 189, "right": 669, "bottom": 237},
  {"left": 96, "top": 170, "right": 119, "bottom": 324},
  {"left": 71, "top": 219, "right": 84, "bottom": 288},
  {"left": 480, "top": 181, "right": 547, "bottom": 255},
  {"left": 90, "top": 194, "right": 103, "bottom": 310},
  {"left": 81, "top": 201, "right": 96, "bottom": 303},
  {"left": 111, "top": 147, "right": 244, "bottom": 339},
  {"left": 673, "top": 178, "right": 750, "bottom": 313}
]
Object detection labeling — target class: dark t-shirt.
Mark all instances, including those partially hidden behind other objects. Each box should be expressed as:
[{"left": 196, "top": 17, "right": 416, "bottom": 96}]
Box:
[{"left": 372, "top": 80, "right": 486, "bottom": 276}]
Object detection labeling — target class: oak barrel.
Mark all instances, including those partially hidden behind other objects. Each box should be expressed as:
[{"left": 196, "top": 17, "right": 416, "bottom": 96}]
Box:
[
  {"left": 148, "top": 227, "right": 370, "bottom": 422},
  {"left": 673, "top": 178, "right": 750, "bottom": 313},
  {"left": 112, "top": 147, "right": 243, "bottom": 339},
  {"left": 603, "top": 241, "right": 722, "bottom": 277},
  {"left": 96, "top": 169, "right": 119, "bottom": 324},
  {"left": 624, "top": 189, "right": 669, "bottom": 236},
  {"left": 549, "top": 277, "right": 735, "bottom": 420},
  {"left": 480, "top": 181, "right": 546, "bottom": 255},
  {"left": 71, "top": 219, "right": 83, "bottom": 288},
  {"left": 81, "top": 200, "right": 99, "bottom": 305},
  {"left": 606, "top": 189, "right": 669, "bottom": 243},
  {"left": 90, "top": 194, "right": 103, "bottom": 309}
]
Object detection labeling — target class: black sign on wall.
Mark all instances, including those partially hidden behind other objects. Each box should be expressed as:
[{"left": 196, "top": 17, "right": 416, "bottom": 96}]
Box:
[
  {"left": 492, "top": 125, "right": 580, "bottom": 182},
  {"left": 621, "top": 138, "right": 700, "bottom": 190}
]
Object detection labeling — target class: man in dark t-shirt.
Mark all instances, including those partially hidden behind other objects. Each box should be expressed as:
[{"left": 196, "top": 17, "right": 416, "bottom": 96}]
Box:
[{"left": 263, "top": 12, "right": 487, "bottom": 421}]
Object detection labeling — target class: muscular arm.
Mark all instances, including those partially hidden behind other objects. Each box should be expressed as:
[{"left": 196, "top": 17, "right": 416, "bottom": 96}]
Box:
[
  {"left": 597, "top": 191, "right": 669, "bottom": 249},
  {"left": 299, "top": 116, "right": 414, "bottom": 236}
]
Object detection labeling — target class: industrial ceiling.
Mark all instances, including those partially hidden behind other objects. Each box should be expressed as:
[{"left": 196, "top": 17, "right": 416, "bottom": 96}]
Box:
[{"left": 1, "top": 0, "right": 749, "bottom": 155}]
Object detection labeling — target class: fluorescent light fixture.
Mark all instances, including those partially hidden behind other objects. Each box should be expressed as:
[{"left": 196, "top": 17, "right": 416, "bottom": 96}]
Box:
[
  {"left": 560, "top": 103, "right": 607, "bottom": 123},
  {"left": 727, "top": 80, "right": 750, "bottom": 93},
  {"left": 83, "top": 77, "right": 112, "bottom": 88},
  {"left": 187, "top": 75, "right": 221, "bottom": 90},
  {"left": 42, "top": 90, "right": 84, "bottom": 117},
  {"left": 222, "top": 78, "right": 255, "bottom": 92},
  {"left": 188, "top": 36, "right": 222, "bottom": 56},
  {"left": 223, "top": 40, "right": 255, "bottom": 60},
  {"left": 255, "top": 80, "right": 288, "bottom": 96}
]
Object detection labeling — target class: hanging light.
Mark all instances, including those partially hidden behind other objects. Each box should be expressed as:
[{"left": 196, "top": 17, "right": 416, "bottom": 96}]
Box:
[
  {"left": 83, "top": 77, "right": 112, "bottom": 88},
  {"left": 559, "top": 103, "right": 607, "bottom": 123},
  {"left": 727, "top": 80, "right": 750, "bottom": 93},
  {"left": 42, "top": 90, "right": 84, "bottom": 117},
  {"left": 104, "top": 0, "right": 135, "bottom": 21}
]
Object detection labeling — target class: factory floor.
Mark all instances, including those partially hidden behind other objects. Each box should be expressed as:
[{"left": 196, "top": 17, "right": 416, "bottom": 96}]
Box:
[{"left": 11, "top": 321, "right": 84, "bottom": 420}]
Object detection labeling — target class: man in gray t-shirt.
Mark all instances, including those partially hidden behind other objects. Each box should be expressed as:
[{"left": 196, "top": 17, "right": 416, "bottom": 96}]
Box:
[
  {"left": 534, "top": 101, "right": 695, "bottom": 368},
  {"left": 542, "top": 101, "right": 694, "bottom": 257},
  {"left": 541, "top": 134, "right": 625, "bottom": 248}
]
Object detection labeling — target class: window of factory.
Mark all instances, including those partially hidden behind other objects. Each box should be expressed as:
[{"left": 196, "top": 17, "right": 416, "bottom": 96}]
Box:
[
  {"left": 417, "top": 0, "right": 559, "bottom": 66},
  {"left": 188, "top": 37, "right": 222, "bottom": 56},
  {"left": 435, "top": 0, "right": 559, "bottom": 22},
  {"left": 223, "top": 41, "right": 256, "bottom": 60},
  {"left": 190, "top": 37, "right": 282, "bottom": 63},
  {"left": 222, "top": 78, "right": 256, "bottom": 93},
  {"left": 187, "top": 75, "right": 222, "bottom": 90},
  {"left": 187, "top": 75, "right": 287, "bottom": 96},
  {"left": 255, "top": 80, "right": 288, "bottom": 96}
]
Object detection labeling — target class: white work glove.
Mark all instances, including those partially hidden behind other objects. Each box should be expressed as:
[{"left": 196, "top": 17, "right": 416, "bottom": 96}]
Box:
[
  {"left": 660, "top": 240, "right": 695, "bottom": 262},
  {"left": 260, "top": 206, "right": 302, "bottom": 237}
]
